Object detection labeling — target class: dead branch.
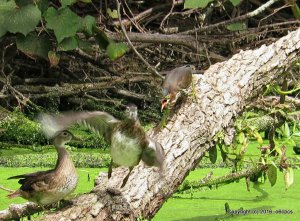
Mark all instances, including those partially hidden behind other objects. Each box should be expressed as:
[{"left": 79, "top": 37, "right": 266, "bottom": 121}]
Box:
[
  {"left": 0, "top": 202, "right": 42, "bottom": 221},
  {"left": 181, "top": 0, "right": 281, "bottom": 35},
  {"left": 35, "top": 28, "right": 300, "bottom": 221},
  {"left": 112, "top": 1, "right": 184, "bottom": 28},
  {"left": 178, "top": 165, "right": 266, "bottom": 192},
  {"left": 108, "top": 32, "right": 199, "bottom": 51},
  {"left": 116, "top": 1, "right": 163, "bottom": 79}
]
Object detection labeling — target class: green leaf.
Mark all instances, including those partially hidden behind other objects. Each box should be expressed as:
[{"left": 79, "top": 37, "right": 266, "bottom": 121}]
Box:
[
  {"left": 209, "top": 145, "right": 217, "bottom": 164},
  {"left": 58, "top": 36, "right": 78, "bottom": 51},
  {"left": 0, "top": 3, "right": 41, "bottom": 37},
  {"left": 238, "top": 132, "right": 245, "bottom": 144},
  {"left": 60, "top": 0, "right": 77, "bottom": 7},
  {"left": 36, "top": 0, "right": 50, "bottom": 14},
  {"left": 267, "top": 164, "right": 277, "bottom": 187},
  {"left": 16, "top": 33, "right": 52, "bottom": 59},
  {"left": 107, "top": 8, "right": 118, "bottom": 18},
  {"left": 253, "top": 130, "right": 263, "bottom": 145},
  {"left": 283, "top": 122, "right": 290, "bottom": 138},
  {"left": 82, "top": 15, "right": 96, "bottom": 36},
  {"left": 226, "top": 22, "right": 247, "bottom": 31},
  {"left": 44, "top": 7, "right": 81, "bottom": 43},
  {"left": 229, "top": 0, "right": 241, "bottom": 6},
  {"left": 15, "top": 0, "right": 33, "bottom": 7},
  {"left": 284, "top": 167, "right": 294, "bottom": 190},
  {"left": 106, "top": 42, "right": 128, "bottom": 60},
  {"left": 184, "top": 0, "right": 213, "bottom": 9},
  {"left": 0, "top": 0, "right": 16, "bottom": 10}
]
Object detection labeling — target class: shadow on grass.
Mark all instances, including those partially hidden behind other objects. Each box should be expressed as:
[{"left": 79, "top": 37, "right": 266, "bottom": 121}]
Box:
[
  {"left": 252, "top": 182, "right": 269, "bottom": 201},
  {"left": 173, "top": 206, "right": 273, "bottom": 221}
]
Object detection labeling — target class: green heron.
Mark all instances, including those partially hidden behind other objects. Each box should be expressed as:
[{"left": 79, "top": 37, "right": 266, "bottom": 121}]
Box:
[{"left": 161, "top": 65, "right": 194, "bottom": 111}]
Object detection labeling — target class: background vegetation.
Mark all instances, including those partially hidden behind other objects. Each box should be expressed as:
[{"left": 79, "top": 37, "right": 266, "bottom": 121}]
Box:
[{"left": 1, "top": 0, "right": 300, "bottom": 220}]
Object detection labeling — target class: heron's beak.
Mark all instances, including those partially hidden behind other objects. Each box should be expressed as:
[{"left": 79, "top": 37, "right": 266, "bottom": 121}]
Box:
[{"left": 161, "top": 100, "right": 168, "bottom": 112}]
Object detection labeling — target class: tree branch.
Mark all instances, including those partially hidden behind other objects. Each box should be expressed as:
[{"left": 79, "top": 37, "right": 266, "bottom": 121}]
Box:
[
  {"left": 178, "top": 165, "right": 266, "bottom": 192},
  {"left": 116, "top": 1, "right": 163, "bottom": 79},
  {"left": 4, "top": 28, "right": 300, "bottom": 221},
  {"left": 181, "top": 0, "right": 281, "bottom": 35}
]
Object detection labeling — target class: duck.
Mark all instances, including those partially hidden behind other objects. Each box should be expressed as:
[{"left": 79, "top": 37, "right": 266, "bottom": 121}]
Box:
[
  {"left": 38, "top": 104, "right": 165, "bottom": 188},
  {"left": 7, "top": 130, "right": 78, "bottom": 206}
]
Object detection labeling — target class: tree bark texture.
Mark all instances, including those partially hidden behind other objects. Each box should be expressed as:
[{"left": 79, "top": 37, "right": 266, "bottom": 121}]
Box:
[{"left": 34, "top": 29, "right": 300, "bottom": 220}]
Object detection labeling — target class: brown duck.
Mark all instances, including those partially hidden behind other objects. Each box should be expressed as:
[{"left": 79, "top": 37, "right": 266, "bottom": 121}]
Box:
[
  {"left": 7, "top": 130, "right": 78, "bottom": 205},
  {"left": 161, "top": 65, "right": 194, "bottom": 110},
  {"left": 39, "top": 105, "right": 165, "bottom": 187}
]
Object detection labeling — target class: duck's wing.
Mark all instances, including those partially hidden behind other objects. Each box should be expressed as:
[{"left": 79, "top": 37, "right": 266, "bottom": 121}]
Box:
[
  {"left": 39, "top": 111, "right": 120, "bottom": 143},
  {"left": 142, "top": 137, "right": 165, "bottom": 172},
  {"left": 8, "top": 170, "right": 56, "bottom": 192}
]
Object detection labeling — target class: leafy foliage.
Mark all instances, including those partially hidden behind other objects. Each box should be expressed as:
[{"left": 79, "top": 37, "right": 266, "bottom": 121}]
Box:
[
  {"left": 16, "top": 33, "right": 52, "bottom": 59},
  {"left": 106, "top": 42, "right": 129, "bottom": 60},
  {"left": 0, "top": 0, "right": 128, "bottom": 62},
  {"left": 226, "top": 22, "right": 247, "bottom": 31},
  {"left": 229, "top": 0, "right": 242, "bottom": 7},
  {"left": 0, "top": 1, "right": 41, "bottom": 37},
  {"left": 0, "top": 151, "right": 111, "bottom": 167},
  {"left": 0, "top": 111, "right": 46, "bottom": 145},
  {"left": 184, "top": 0, "right": 213, "bottom": 9},
  {"left": 44, "top": 7, "right": 82, "bottom": 43}
]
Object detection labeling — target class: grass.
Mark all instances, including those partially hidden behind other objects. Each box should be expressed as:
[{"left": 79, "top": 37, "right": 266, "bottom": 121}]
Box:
[
  {"left": 0, "top": 167, "right": 299, "bottom": 221},
  {"left": 0, "top": 138, "right": 299, "bottom": 220},
  {"left": 153, "top": 168, "right": 300, "bottom": 221}
]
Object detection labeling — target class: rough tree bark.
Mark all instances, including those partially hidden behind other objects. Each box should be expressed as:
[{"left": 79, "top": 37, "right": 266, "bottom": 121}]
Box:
[{"left": 2, "top": 29, "right": 300, "bottom": 221}]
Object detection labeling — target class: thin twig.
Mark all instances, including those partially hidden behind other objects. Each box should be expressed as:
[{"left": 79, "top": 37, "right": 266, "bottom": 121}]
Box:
[
  {"left": 181, "top": 0, "right": 281, "bottom": 35},
  {"left": 116, "top": 0, "right": 164, "bottom": 79},
  {"left": 0, "top": 185, "right": 13, "bottom": 193},
  {"left": 160, "top": 0, "right": 176, "bottom": 30}
]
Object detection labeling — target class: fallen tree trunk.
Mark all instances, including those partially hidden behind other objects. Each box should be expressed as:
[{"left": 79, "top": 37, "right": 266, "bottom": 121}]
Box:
[{"left": 2, "top": 29, "right": 300, "bottom": 221}]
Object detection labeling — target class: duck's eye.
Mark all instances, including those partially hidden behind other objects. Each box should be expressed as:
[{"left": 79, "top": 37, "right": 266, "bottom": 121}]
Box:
[{"left": 63, "top": 132, "right": 68, "bottom": 136}]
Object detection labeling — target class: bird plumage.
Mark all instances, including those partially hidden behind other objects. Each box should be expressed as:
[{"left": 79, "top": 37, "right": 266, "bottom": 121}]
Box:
[
  {"left": 7, "top": 130, "right": 78, "bottom": 205},
  {"left": 39, "top": 105, "right": 165, "bottom": 187},
  {"left": 161, "top": 65, "right": 194, "bottom": 110}
]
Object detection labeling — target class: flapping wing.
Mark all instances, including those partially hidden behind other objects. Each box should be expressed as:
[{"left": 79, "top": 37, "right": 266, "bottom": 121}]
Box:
[
  {"left": 142, "top": 137, "right": 165, "bottom": 172},
  {"left": 38, "top": 111, "right": 120, "bottom": 142}
]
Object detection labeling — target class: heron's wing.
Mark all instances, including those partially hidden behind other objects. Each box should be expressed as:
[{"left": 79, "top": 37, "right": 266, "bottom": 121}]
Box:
[
  {"left": 38, "top": 111, "right": 120, "bottom": 142},
  {"left": 176, "top": 66, "right": 193, "bottom": 89}
]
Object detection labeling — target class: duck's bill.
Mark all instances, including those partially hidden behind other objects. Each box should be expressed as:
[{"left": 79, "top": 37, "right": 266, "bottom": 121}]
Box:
[{"left": 72, "top": 135, "right": 82, "bottom": 141}]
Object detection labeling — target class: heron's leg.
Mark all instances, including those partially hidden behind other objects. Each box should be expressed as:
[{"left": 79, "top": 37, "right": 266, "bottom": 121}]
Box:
[{"left": 160, "top": 107, "right": 170, "bottom": 128}]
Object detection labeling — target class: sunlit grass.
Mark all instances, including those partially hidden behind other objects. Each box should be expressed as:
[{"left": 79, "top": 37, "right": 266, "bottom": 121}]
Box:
[{"left": 154, "top": 168, "right": 300, "bottom": 221}]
